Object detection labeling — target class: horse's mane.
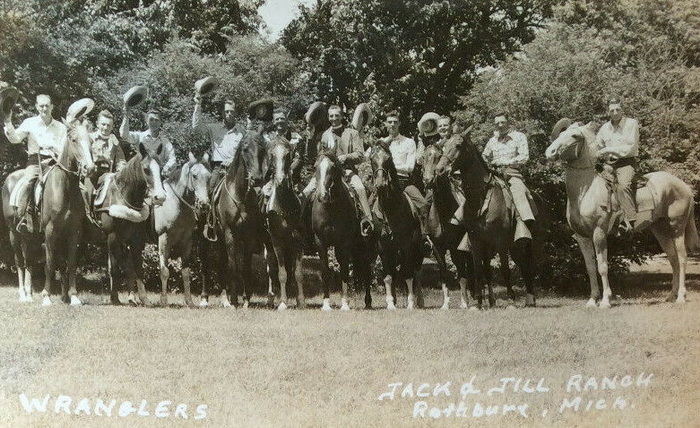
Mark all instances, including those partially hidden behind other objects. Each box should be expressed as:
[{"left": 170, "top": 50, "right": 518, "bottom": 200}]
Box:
[
  {"left": 115, "top": 154, "right": 145, "bottom": 188},
  {"left": 165, "top": 164, "right": 184, "bottom": 184}
]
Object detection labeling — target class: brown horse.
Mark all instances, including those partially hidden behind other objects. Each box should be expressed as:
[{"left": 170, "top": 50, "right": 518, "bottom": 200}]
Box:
[
  {"left": 435, "top": 137, "right": 537, "bottom": 309},
  {"left": 154, "top": 152, "right": 211, "bottom": 307},
  {"left": 2, "top": 118, "right": 95, "bottom": 305},
  {"left": 96, "top": 143, "right": 167, "bottom": 305},
  {"left": 546, "top": 122, "right": 698, "bottom": 307},
  {"left": 201, "top": 130, "right": 277, "bottom": 308},
  {"left": 368, "top": 144, "right": 424, "bottom": 310},
  {"left": 421, "top": 143, "right": 475, "bottom": 309},
  {"left": 311, "top": 153, "right": 373, "bottom": 310}
]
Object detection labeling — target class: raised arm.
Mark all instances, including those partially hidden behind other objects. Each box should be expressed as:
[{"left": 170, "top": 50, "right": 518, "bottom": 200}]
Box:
[
  {"left": 119, "top": 107, "right": 132, "bottom": 143},
  {"left": 3, "top": 114, "right": 28, "bottom": 145},
  {"left": 192, "top": 94, "right": 203, "bottom": 129}
]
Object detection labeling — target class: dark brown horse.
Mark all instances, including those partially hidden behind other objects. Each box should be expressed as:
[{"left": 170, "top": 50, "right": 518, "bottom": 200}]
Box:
[
  {"left": 201, "top": 130, "right": 278, "bottom": 308},
  {"left": 368, "top": 144, "right": 424, "bottom": 310},
  {"left": 311, "top": 153, "right": 373, "bottom": 310},
  {"left": 265, "top": 140, "right": 305, "bottom": 310},
  {"left": 421, "top": 143, "right": 474, "bottom": 309},
  {"left": 96, "top": 143, "right": 167, "bottom": 305},
  {"left": 435, "top": 137, "right": 536, "bottom": 308},
  {"left": 2, "top": 118, "right": 95, "bottom": 305}
]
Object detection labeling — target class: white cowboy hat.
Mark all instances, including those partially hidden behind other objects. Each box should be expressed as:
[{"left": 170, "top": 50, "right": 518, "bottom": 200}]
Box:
[
  {"left": 194, "top": 76, "right": 219, "bottom": 96},
  {"left": 123, "top": 85, "right": 147, "bottom": 108},
  {"left": 351, "top": 103, "right": 373, "bottom": 130},
  {"left": 418, "top": 112, "right": 440, "bottom": 137},
  {"left": 305, "top": 101, "right": 328, "bottom": 126},
  {"left": 66, "top": 98, "right": 95, "bottom": 122}
]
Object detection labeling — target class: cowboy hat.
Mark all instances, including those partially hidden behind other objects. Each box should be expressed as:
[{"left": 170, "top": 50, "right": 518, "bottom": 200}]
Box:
[
  {"left": 247, "top": 98, "right": 274, "bottom": 121},
  {"left": 194, "top": 76, "right": 219, "bottom": 96},
  {"left": 305, "top": 101, "right": 328, "bottom": 126},
  {"left": 0, "top": 86, "right": 19, "bottom": 121},
  {"left": 351, "top": 103, "right": 373, "bottom": 130},
  {"left": 550, "top": 117, "right": 573, "bottom": 142},
  {"left": 66, "top": 98, "right": 95, "bottom": 122},
  {"left": 418, "top": 112, "right": 440, "bottom": 137},
  {"left": 123, "top": 85, "right": 147, "bottom": 108}
]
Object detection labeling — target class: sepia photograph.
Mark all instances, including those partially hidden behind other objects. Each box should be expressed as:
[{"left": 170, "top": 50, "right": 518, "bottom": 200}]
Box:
[{"left": 0, "top": 0, "right": 698, "bottom": 426}]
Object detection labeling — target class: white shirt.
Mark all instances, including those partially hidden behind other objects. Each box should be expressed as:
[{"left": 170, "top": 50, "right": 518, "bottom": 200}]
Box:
[
  {"left": 482, "top": 130, "right": 529, "bottom": 167},
  {"left": 126, "top": 129, "right": 176, "bottom": 173},
  {"left": 4, "top": 116, "right": 67, "bottom": 157},
  {"left": 387, "top": 135, "right": 417, "bottom": 177},
  {"left": 595, "top": 117, "right": 639, "bottom": 158}
]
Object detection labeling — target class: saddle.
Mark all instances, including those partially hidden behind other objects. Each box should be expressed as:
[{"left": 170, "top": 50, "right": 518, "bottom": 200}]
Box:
[{"left": 599, "top": 164, "right": 656, "bottom": 232}]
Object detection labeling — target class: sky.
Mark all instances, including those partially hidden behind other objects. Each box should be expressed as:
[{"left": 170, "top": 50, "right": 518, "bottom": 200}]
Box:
[{"left": 258, "top": 0, "right": 315, "bottom": 40}]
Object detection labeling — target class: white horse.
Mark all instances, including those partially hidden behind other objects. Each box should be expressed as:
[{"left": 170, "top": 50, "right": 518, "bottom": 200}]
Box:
[
  {"left": 545, "top": 121, "right": 698, "bottom": 307},
  {"left": 154, "top": 152, "right": 211, "bottom": 307}
]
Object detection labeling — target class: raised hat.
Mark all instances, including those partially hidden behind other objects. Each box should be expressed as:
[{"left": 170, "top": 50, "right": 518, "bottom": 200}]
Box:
[
  {"left": 305, "top": 101, "right": 329, "bottom": 127},
  {"left": 194, "top": 76, "right": 219, "bottom": 96},
  {"left": 0, "top": 86, "right": 19, "bottom": 121},
  {"left": 418, "top": 112, "right": 440, "bottom": 137},
  {"left": 247, "top": 98, "right": 274, "bottom": 122},
  {"left": 123, "top": 85, "right": 147, "bottom": 108},
  {"left": 66, "top": 98, "right": 95, "bottom": 123},
  {"left": 550, "top": 117, "right": 574, "bottom": 142},
  {"left": 351, "top": 103, "right": 373, "bottom": 131}
]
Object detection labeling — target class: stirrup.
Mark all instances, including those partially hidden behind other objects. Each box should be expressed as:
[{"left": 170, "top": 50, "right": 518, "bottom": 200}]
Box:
[
  {"left": 203, "top": 223, "right": 218, "bottom": 242},
  {"left": 360, "top": 217, "right": 373, "bottom": 237}
]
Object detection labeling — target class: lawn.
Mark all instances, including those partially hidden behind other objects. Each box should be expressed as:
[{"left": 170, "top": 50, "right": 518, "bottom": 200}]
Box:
[{"left": 0, "top": 256, "right": 698, "bottom": 427}]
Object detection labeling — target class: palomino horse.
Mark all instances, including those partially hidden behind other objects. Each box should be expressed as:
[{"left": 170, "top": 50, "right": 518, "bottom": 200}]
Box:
[
  {"left": 368, "top": 144, "right": 424, "bottom": 310},
  {"left": 311, "top": 153, "right": 373, "bottom": 310},
  {"left": 435, "top": 137, "right": 537, "bottom": 308},
  {"left": 97, "top": 143, "right": 166, "bottom": 305},
  {"left": 1, "top": 117, "right": 95, "bottom": 305},
  {"left": 545, "top": 121, "right": 698, "bottom": 307},
  {"left": 154, "top": 152, "right": 211, "bottom": 307},
  {"left": 422, "top": 143, "right": 474, "bottom": 309},
  {"left": 202, "top": 131, "right": 277, "bottom": 308},
  {"left": 266, "top": 140, "right": 305, "bottom": 310}
]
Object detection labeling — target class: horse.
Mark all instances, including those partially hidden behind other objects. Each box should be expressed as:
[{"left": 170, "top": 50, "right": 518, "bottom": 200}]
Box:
[
  {"left": 435, "top": 136, "right": 537, "bottom": 309},
  {"left": 202, "top": 130, "right": 278, "bottom": 308},
  {"left": 311, "top": 152, "right": 373, "bottom": 310},
  {"left": 545, "top": 121, "right": 698, "bottom": 307},
  {"left": 368, "top": 144, "right": 424, "bottom": 310},
  {"left": 154, "top": 152, "right": 211, "bottom": 307},
  {"left": 265, "top": 140, "right": 306, "bottom": 310},
  {"left": 96, "top": 143, "right": 167, "bottom": 305},
  {"left": 421, "top": 143, "right": 475, "bottom": 309},
  {"left": 1, "top": 117, "right": 95, "bottom": 305}
]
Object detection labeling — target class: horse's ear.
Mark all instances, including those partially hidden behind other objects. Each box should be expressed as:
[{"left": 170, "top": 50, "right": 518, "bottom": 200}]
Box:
[
  {"left": 202, "top": 152, "right": 210, "bottom": 166},
  {"left": 188, "top": 151, "right": 196, "bottom": 165},
  {"left": 156, "top": 143, "right": 163, "bottom": 156},
  {"left": 138, "top": 142, "right": 148, "bottom": 158}
]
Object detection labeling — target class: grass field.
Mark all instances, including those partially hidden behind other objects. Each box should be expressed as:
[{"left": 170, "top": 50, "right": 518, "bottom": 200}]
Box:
[{"left": 0, "top": 255, "right": 698, "bottom": 427}]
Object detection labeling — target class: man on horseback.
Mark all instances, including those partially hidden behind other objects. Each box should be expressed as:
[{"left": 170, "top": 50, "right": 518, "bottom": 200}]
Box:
[
  {"left": 3, "top": 94, "right": 67, "bottom": 233},
  {"left": 595, "top": 98, "right": 642, "bottom": 231},
  {"left": 120, "top": 107, "right": 176, "bottom": 177},
  {"left": 90, "top": 110, "right": 126, "bottom": 179},
  {"left": 264, "top": 108, "right": 305, "bottom": 185},
  {"left": 300, "top": 105, "right": 374, "bottom": 236},
  {"left": 481, "top": 112, "right": 536, "bottom": 235}
]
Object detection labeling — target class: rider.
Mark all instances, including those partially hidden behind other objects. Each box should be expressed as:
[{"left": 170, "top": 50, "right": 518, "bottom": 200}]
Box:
[
  {"left": 192, "top": 94, "right": 245, "bottom": 189},
  {"left": 594, "top": 97, "right": 641, "bottom": 231},
  {"left": 3, "top": 94, "right": 67, "bottom": 233},
  {"left": 90, "top": 110, "right": 126, "bottom": 180},
  {"left": 299, "top": 104, "right": 374, "bottom": 236},
  {"left": 481, "top": 112, "right": 536, "bottom": 235},
  {"left": 120, "top": 107, "right": 176, "bottom": 177},
  {"left": 415, "top": 112, "right": 441, "bottom": 166},
  {"left": 264, "top": 108, "right": 305, "bottom": 185}
]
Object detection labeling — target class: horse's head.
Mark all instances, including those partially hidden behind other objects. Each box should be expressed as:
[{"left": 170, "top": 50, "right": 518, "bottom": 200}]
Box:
[
  {"left": 434, "top": 137, "right": 461, "bottom": 177},
  {"left": 315, "top": 153, "right": 340, "bottom": 203},
  {"left": 241, "top": 134, "right": 268, "bottom": 184},
  {"left": 545, "top": 121, "right": 597, "bottom": 168},
  {"left": 138, "top": 142, "right": 166, "bottom": 206},
  {"left": 63, "top": 118, "right": 95, "bottom": 176},
  {"left": 369, "top": 142, "right": 395, "bottom": 191},
  {"left": 270, "top": 140, "right": 292, "bottom": 186},
  {"left": 421, "top": 144, "right": 443, "bottom": 189},
  {"left": 185, "top": 152, "right": 212, "bottom": 213}
]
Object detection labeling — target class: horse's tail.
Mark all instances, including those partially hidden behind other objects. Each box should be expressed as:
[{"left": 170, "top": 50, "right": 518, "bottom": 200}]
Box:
[{"left": 685, "top": 201, "right": 699, "bottom": 253}]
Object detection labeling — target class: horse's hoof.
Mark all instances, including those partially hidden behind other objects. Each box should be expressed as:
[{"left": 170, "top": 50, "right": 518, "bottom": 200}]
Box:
[
  {"left": 665, "top": 293, "right": 677, "bottom": 303},
  {"left": 599, "top": 300, "right": 611, "bottom": 309},
  {"left": 41, "top": 296, "right": 51, "bottom": 306},
  {"left": 70, "top": 295, "right": 82, "bottom": 306},
  {"left": 585, "top": 298, "right": 597, "bottom": 308},
  {"left": 297, "top": 299, "right": 307, "bottom": 310},
  {"left": 159, "top": 296, "right": 168, "bottom": 307},
  {"left": 340, "top": 299, "right": 350, "bottom": 311},
  {"left": 278, "top": 302, "right": 288, "bottom": 311},
  {"left": 525, "top": 294, "right": 536, "bottom": 307},
  {"left": 506, "top": 304, "right": 516, "bottom": 310},
  {"left": 242, "top": 301, "right": 250, "bottom": 309},
  {"left": 184, "top": 299, "right": 196, "bottom": 308},
  {"left": 199, "top": 298, "right": 209, "bottom": 307},
  {"left": 460, "top": 301, "right": 468, "bottom": 309},
  {"left": 321, "top": 304, "right": 332, "bottom": 311},
  {"left": 221, "top": 299, "right": 232, "bottom": 308},
  {"left": 441, "top": 304, "right": 449, "bottom": 310},
  {"left": 675, "top": 295, "right": 686, "bottom": 304},
  {"left": 469, "top": 306, "right": 479, "bottom": 312}
]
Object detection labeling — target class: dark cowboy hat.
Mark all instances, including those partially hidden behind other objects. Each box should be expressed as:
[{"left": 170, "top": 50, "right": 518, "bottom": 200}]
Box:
[
  {"left": 194, "top": 76, "right": 219, "bottom": 96},
  {"left": 66, "top": 98, "right": 95, "bottom": 123},
  {"left": 305, "top": 101, "right": 328, "bottom": 126},
  {"left": 123, "top": 85, "right": 148, "bottom": 108},
  {"left": 550, "top": 117, "right": 573, "bottom": 142},
  {"left": 351, "top": 103, "right": 373, "bottom": 130},
  {"left": 0, "top": 86, "right": 19, "bottom": 121},
  {"left": 247, "top": 98, "right": 274, "bottom": 121},
  {"left": 418, "top": 112, "right": 440, "bottom": 137}
]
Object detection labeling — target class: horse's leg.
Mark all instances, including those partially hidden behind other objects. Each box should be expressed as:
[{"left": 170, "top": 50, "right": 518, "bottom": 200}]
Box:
[
  {"left": 650, "top": 225, "right": 679, "bottom": 302},
  {"left": 133, "top": 239, "right": 150, "bottom": 307},
  {"left": 484, "top": 255, "right": 495, "bottom": 308},
  {"left": 672, "top": 232, "right": 687, "bottom": 303},
  {"left": 198, "top": 239, "right": 210, "bottom": 306},
  {"left": 317, "top": 240, "right": 333, "bottom": 311},
  {"left": 500, "top": 251, "right": 513, "bottom": 308},
  {"left": 293, "top": 245, "right": 305, "bottom": 309},
  {"left": 469, "top": 243, "right": 486, "bottom": 310},
  {"left": 572, "top": 234, "right": 600, "bottom": 307},
  {"left": 158, "top": 234, "right": 170, "bottom": 307},
  {"left": 10, "top": 232, "right": 27, "bottom": 301},
  {"left": 221, "top": 229, "right": 236, "bottom": 308},
  {"left": 337, "top": 246, "right": 350, "bottom": 311},
  {"left": 41, "top": 224, "right": 55, "bottom": 306},
  {"left": 106, "top": 233, "right": 122, "bottom": 305},
  {"left": 457, "top": 250, "right": 473, "bottom": 309},
  {"left": 273, "top": 240, "right": 288, "bottom": 311},
  {"left": 181, "top": 241, "right": 195, "bottom": 308},
  {"left": 592, "top": 227, "right": 612, "bottom": 308},
  {"left": 240, "top": 245, "right": 253, "bottom": 309},
  {"left": 513, "top": 239, "right": 536, "bottom": 307},
  {"left": 434, "top": 246, "right": 450, "bottom": 310},
  {"left": 66, "top": 230, "right": 81, "bottom": 306}
]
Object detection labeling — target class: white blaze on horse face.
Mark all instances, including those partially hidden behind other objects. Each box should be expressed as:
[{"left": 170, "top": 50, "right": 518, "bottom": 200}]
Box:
[
  {"left": 318, "top": 156, "right": 331, "bottom": 201},
  {"left": 73, "top": 122, "right": 96, "bottom": 172},
  {"left": 546, "top": 125, "right": 580, "bottom": 160},
  {"left": 190, "top": 163, "right": 211, "bottom": 206},
  {"left": 273, "top": 144, "right": 287, "bottom": 184},
  {"left": 149, "top": 158, "right": 166, "bottom": 205}
]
